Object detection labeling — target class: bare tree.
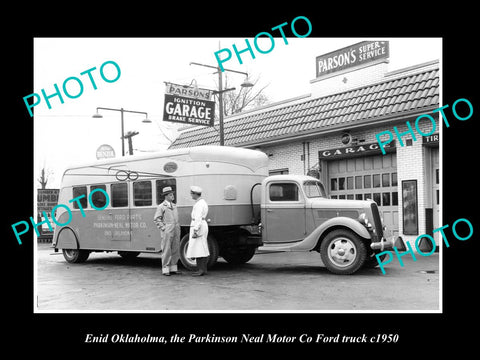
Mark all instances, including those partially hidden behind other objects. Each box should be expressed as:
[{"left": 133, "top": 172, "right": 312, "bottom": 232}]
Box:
[
  {"left": 37, "top": 168, "right": 53, "bottom": 189},
  {"left": 217, "top": 74, "right": 270, "bottom": 118}
]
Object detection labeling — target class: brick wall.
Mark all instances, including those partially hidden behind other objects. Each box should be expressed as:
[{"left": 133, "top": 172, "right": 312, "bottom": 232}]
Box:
[{"left": 310, "top": 62, "right": 389, "bottom": 98}]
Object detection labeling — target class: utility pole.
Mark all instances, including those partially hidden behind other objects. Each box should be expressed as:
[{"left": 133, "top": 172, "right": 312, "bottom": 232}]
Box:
[
  {"left": 189, "top": 56, "right": 252, "bottom": 146},
  {"left": 123, "top": 131, "right": 139, "bottom": 155}
]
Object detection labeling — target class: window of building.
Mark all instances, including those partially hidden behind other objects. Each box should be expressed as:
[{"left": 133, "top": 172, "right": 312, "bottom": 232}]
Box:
[
  {"left": 382, "top": 192, "right": 391, "bottom": 206},
  {"left": 156, "top": 179, "right": 177, "bottom": 204},
  {"left": 72, "top": 186, "right": 88, "bottom": 209},
  {"left": 347, "top": 194, "right": 354, "bottom": 200},
  {"left": 133, "top": 181, "right": 152, "bottom": 206},
  {"left": 338, "top": 177, "right": 345, "bottom": 190},
  {"left": 382, "top": 173, "right": 390, "bottom": 187},
  {"left": 364, "top": 175, "right": 371, "bottom": 189},
  {"left": 269, "top": 183, "right": 299, "bottom": 201},
  {"left": 90, "top": 185, "right": 107, "bottom": 209},
  {"left": 373, "top": 174, "right": 381, "bottom": 188},
  {"left": 347, "top": 176, "right": 354, "bottom": 190},
  {"left": 364, "top": 193, "right": 372, "bottom": 201},
  {"left": 436, "top": 169, "right": 439, "bottom": 185},
  {"left": 269, "top": 168, "right": 289, "bottom": 176},
  {"left": 373, "top": 193, "right": 381, "bottom": 205},
  {"left": 392, "top": 172, "right": 398, "bottom": 186},
  {"left": 392, "top": 191, "right": 398, "bottom": 206},
  {"left": 355, "top": 194, "right": 363, "bottom": 200},
  {"left": 331, "top": 178, "right": 338, "bottom": 191},
  {"left": 339, "top": 194, "right": 346, "bottom": 199},
  {"left": 355, "top": 176, "right": 362, "bottom": 189},
  {"left": 111, "top": 183, "right": 128, "bottom": 207}
]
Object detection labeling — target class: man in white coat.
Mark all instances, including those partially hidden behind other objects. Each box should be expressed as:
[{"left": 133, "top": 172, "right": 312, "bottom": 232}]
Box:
[{"left": 186, "top": 186, "right": 210, "bottom": 276}]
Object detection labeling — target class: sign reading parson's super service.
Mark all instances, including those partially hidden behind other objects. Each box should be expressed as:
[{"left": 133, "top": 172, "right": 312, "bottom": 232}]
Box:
[
  {"left": 316, "top": 41, "right": 389, "bottom": 78},
  {"left": 163, "top": 83, "right": 215, "bottom": 126}
]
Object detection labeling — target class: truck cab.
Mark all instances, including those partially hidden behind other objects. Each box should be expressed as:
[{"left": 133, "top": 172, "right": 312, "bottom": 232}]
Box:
[{"left": 258, "top": 175, "right": 394, "bottom": 274}]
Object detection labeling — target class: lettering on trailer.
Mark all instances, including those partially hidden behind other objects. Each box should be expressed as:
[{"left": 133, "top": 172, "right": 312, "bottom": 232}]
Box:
[{"left": 23, "top": 60, "right": 121, "bottom": 117}]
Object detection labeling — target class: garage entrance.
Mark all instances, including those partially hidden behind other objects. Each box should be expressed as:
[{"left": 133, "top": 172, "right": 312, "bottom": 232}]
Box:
[{"left": 327, "top": 153, "right": 399, "bottom": 238}]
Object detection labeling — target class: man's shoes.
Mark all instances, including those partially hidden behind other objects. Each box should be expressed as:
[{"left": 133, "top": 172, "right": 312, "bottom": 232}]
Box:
[
  {"left": 170, "top": 271, "right": 182, "bottom": 275},
  {"left": 162, "top": 272, "right": 171, "bottom": 276}
]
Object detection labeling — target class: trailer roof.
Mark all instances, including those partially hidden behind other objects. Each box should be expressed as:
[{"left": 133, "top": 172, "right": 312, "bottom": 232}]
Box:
[{"left": 61, "top": 146, "right": 269, "bottom": 183}]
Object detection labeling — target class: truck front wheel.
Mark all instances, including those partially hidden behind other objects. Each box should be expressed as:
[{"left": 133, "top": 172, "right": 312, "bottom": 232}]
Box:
[
  {"left": 179, "top": 234, "right": 220, "bottom": 271},
  {"left": 320, "top": 229, "right": 367, "bottom": 275}
]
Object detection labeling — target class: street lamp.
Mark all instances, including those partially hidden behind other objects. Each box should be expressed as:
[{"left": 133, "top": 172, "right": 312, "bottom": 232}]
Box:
[
  {"left": 190, "top": 61, "right": 253, "bottom": 146},
  {"left": 92, "top": 107, "right": 151, "bottom": 156}
]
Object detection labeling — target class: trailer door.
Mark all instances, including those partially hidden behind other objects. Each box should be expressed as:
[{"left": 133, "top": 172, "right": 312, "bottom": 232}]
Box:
[{"left": 129, "top": 180, "right": 159, "bottom": 251}]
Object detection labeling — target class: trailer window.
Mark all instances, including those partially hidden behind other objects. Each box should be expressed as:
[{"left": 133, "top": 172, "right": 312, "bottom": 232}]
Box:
[
  {"left": 269, "top": 183, "right": 299, "bottom": 201},
  {"left": 90, "top": 185, "right": 107, "bottom": 208},
  {"left": 72, "top": 186, "right": 88, "bottom": 209},
  {"left": 156, "top": 179, "right": 177, "bottom": 204},
  {"left": 133, "top": 181, "right": 152, "bottom": 206},
  {"left": 111, "top": 183, "right": 128, "bottom": 207}
]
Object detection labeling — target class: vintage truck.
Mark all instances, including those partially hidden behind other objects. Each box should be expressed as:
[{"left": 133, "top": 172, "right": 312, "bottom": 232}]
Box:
[{"left": 52, "top": 145, "right": 394, "bottom": 275}]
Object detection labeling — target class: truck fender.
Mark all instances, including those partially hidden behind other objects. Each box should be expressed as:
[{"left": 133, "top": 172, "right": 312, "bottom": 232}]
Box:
[
  {"left": 291, "top": 217, "right": 371, "bottom": 251},
  {"left": 55, "top": 226, "right": 79, "bottom": 249}
]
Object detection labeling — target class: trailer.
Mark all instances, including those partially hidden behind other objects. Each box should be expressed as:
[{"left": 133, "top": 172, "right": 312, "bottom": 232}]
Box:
[{"left": 52, "top": 145, "right": 394, "bottom": 274}]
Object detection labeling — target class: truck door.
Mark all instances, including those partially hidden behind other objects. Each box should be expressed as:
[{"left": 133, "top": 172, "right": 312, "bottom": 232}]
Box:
[{"left": 264, "top": 181, "right": 306, "bottom": 243}]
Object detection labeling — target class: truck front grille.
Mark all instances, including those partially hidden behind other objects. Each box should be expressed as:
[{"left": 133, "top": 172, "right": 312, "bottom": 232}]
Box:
[{"left": 370, "top": 202, "right": 384, "bottom": 240}]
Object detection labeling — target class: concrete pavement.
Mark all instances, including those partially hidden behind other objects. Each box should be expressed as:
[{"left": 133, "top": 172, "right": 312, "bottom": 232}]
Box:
[{"left": 35, "top": 243, "right": 439, "bottom": 311}]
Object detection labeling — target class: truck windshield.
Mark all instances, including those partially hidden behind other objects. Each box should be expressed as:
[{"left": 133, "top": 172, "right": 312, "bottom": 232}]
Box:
[{"left": 303, "top": 181, "right": 326, "bottom": 198}]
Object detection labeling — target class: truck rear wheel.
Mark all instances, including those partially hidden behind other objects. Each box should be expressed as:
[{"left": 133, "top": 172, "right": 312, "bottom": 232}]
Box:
[
  {"left": 62, "top": 249, "right": 90, "bottom": 263},
  {"left": 320, "top": 229, "right": 367, "bottom": 275},
  {"left": 222, "top": 246, "right": 256, "bottom": 265},
  {"left": 179, "top": 234, "right": 220, "bottom": 271}
]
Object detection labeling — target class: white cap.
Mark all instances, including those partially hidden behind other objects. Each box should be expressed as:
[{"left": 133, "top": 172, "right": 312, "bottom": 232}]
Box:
[{"left": 190, "top": 185, "right": 202, "bottom": 194}]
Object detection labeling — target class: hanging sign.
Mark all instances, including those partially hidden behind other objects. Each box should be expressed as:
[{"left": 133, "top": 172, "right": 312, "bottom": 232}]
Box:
[{"left": 163, "top": 83, "right": 215, "bottom": 126}]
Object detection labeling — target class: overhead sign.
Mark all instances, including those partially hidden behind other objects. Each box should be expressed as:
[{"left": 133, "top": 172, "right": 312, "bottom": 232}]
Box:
[
  {"left": 316, "top": 41, "right": 389, "bottom": 78},
  {"left": 163, "top": 83, "right": 215, "bottom": 127},
  {"left": 37, "top": 189, "right": 59, "bottom": 213},
  {"left": 318, "top": 141, "right": 395, "bottom": 160},
  {"left": 422, "top": 133, "right": 439, "bottom": 145},
  {"left": 96, "top": 144, "right": 116, "bottom": 159}
]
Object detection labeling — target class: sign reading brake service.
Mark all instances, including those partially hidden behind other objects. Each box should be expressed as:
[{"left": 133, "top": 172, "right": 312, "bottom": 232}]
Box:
[
  {"left": 316, "top": 41, "right": 389, "bottom": 78},
  {"left": 163, "top": 83, "right": 215, "bottom": 126}
]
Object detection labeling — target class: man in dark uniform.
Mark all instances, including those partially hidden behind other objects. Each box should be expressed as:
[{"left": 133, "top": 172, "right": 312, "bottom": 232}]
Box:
[{"left": 153, "top": 186, "right": 181, "bottom": 276}]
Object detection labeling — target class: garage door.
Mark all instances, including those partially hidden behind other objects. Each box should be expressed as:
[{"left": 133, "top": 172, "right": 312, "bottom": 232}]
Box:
[{"left": 327, "top": 153, "right": 399, "bottom": 238}]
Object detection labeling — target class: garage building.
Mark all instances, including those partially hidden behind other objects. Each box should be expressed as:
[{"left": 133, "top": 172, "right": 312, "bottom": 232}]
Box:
[{"left": 169, "top": 41, "right": 440, "bottom": 248}]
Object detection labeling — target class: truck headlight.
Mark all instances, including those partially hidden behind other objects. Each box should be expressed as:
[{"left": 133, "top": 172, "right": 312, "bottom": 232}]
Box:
[{"left": 358, "top": 213, "right": 373, "bottom": 230}]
